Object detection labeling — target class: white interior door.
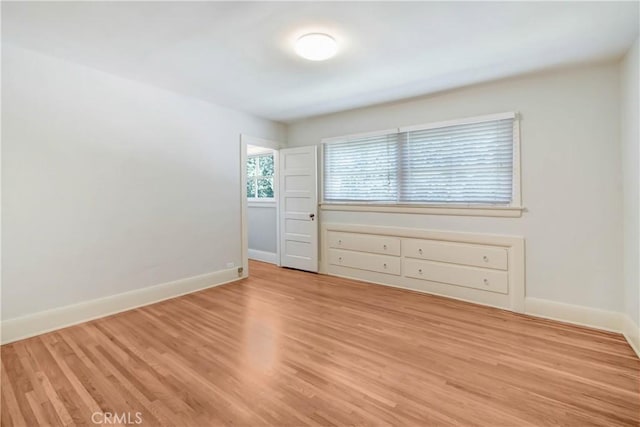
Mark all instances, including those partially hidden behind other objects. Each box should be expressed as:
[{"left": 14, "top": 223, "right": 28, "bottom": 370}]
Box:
[{"left": 279, "top": 146, "right": 318, "bottom": 272}]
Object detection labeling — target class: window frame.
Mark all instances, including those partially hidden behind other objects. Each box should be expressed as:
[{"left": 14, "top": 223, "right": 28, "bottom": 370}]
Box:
[
  {"left": 320, "top": 112, "right": 523, "bottom": 218},
  {"left": 247, "top": 152, "right": 276, "bottom": 202}
]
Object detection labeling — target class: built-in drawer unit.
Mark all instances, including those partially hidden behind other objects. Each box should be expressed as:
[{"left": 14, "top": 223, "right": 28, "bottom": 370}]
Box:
[
  {"left": 322, "top": 224, "right": 525, "bottom": 312},
  {"left": 403, "top": 238, "right": 508, "bottom": 270},
  {"left": 328, "top": 231, "right": 401, "bottom": 256},
  {"left": 403, "top": 259, "right": 508, "bottom": 294},
  {"left": 328, "top": 248, "right": 401, "bottom": 276}
]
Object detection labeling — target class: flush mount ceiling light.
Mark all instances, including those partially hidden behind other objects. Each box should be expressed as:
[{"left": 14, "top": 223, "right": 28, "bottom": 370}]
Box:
[{"left": 295, "top": 33, "right": 338, "bottom": 61}]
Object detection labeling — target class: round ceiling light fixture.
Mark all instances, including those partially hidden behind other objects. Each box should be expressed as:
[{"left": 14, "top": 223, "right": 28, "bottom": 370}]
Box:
[{"left": 295, "top": 33, "right": 338, "bottom": 61}]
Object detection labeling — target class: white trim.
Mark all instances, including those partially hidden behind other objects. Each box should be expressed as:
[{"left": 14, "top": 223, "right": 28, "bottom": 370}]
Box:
[
  {"left": 321, "top": 223, "right": 526, "bottom": 245},
  {"left": 240, "top": 136, "right": 249, "bottom": 278},
  {"left": 622, "top": 314, "right": 640, "bottom": 358},
  {"left": 243, "top": 135, "right": 281, "bottom": 151},
  {"left": 321, "top": 113, "right": 516, "bottom": 145},
  {"left": 247, "top": 198, "right": 276, "bottom": 203},
  {"left": 246, "top": 146, "right": 274, "bottom": 156},
  {"left": 525, "top": 299, "right": 638, "bottom": 357},
  {"left": 512, "top": 117, "right": 523, "bottom": 208},
  {"left": 398, "top": 111, "right": 516, "bottom": 133},
  {"left": 320, "top": 203, "right": 524, "bottom": 218},
  {"left": 274, "top": 149, "right": 281, "bottom": 266},
  {"left": 0, "top": 267, "right": 241, "bottom": 345},
  {"left": 321, "top": 128, "right": 399, "bottom": 144},
  {"left": 524, "top": 297, "right": 623, "bottom": 333},
  {"left": 248, "top": 249, "right": 278, "bottom": 265},
  {"left": 319, "top": 143, "right": 325, "bottom": 204},
  {"left": 248, "top": 200, "right": 276, "bottom": 208}
]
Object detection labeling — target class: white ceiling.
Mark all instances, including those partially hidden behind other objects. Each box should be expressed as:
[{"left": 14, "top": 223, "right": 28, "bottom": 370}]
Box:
[{"left": 3, "top": 2, "right": 638, "bottom": 123}]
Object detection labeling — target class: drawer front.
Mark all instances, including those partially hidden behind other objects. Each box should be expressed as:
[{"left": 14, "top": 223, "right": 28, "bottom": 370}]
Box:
[
  {"left": 403, "top": 259, "right": 508, "bottom": 294},
  {"left": 329, "top": 249, "right": 401, "bottom": 276},
  {"left": 402, "top": 238, "right": 507, "bottom": 270},
  {"left": 328, "top": 231, "right": 401, "bottom": 256}
]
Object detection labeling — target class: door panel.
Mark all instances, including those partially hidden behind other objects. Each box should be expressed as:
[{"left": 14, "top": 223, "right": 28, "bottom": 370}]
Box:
[{"left": 279, "top": 146, "right": 318, "bottom": 272}]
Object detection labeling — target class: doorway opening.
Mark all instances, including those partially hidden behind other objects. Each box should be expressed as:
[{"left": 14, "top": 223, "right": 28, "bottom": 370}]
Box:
[
  {"left": 240, "top": 135, "right": 281, "bottom": 277},
  {"left": 246, "top": 144, "right": 278, "bottom": 264},
  {"left": 240, "top": 135, "right": 318, "bottom": 277}
]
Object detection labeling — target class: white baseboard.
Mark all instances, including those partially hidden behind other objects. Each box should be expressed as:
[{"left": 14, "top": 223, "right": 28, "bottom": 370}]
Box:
[
  {"left": 524, "top": 297, "right": 623, "bottom": 333},
  {"left": 622, "top": 314, "right": 640, "bottom": 358},
  {"left": 0, "top": 267, "right": 241, "bottom": 345},
  {"left": 3, "top": 269, "right": 638, "bottom": 359},
  {"left": 248, "top": 249, "right": 278, "bottom": 264}
]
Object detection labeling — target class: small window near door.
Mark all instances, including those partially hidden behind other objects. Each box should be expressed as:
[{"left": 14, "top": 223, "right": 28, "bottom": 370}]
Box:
[{"left": 247, "top": 153, "right": 274, "bottom": 199}]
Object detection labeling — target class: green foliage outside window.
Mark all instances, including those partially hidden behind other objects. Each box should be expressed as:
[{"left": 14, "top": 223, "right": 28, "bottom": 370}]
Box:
[{"left": 247, "top": 154, "right": 274, "bottom": 199}]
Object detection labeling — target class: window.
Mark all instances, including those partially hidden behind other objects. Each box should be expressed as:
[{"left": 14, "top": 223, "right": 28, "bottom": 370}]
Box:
[
  {"left": 247, "top": 153, "right": 274, "bottom": 199},
  {"left": 324, "top": 132, "right": 399, "bottom": 202},
  {"left": 323, "top": 113, "right": 519, "bottom": 208}
]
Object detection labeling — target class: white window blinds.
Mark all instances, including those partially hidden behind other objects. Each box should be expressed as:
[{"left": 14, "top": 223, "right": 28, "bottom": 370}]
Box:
[
  {"left": 323, "top": 114, "right": 516, "bottom": 205},
  {"left": 400, "top": 118, "right": 514, "bottom": 203},
  {"left": 323, "top": 132, "right": 399, "bottom": 202}
]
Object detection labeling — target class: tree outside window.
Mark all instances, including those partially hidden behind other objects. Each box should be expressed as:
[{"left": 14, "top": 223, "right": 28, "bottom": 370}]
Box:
[{"left": 247, "top": 154, "right": 274, "bottom": 199}]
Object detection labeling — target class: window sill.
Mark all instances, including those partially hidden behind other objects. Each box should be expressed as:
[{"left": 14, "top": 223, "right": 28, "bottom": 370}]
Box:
[
  {"left": 319, "top": 203, "right": 524, "bottom": 218},
  {"left": 248, "top": 199, "right": 276, "bottom": 208}
]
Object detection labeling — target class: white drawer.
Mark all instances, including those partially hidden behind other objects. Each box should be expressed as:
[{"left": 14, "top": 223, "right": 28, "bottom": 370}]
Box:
[
  {"left": 402, "top": 238, "right": 507, "bottom": 270},
  {"left": 403, "top": 259, "right": 508, "bottom": 294},
  {"left": 328, "top": 231, "right": 401, "bottom": 256},
  {"left": 329, "top": 248, "right": 401, "bottom": 276}
]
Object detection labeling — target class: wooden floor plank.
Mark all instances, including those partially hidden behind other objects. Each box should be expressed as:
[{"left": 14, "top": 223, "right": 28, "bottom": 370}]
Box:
[{"left": 2, "top": 260, "right": 638, "bottom": 426}]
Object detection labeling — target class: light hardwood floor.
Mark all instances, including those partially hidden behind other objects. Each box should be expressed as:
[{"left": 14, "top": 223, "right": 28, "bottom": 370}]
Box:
[{"left": 1, "top": 261, "right": 638, "bottom": 426}]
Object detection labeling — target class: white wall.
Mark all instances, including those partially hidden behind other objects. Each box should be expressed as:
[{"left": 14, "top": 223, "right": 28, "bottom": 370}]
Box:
[
  {"left": 2, "top": 44, "right": 285, "bottom": 321},
  {"left": 621, "top": 37, "right": 640, "bottom": 328},
  {"left": 288, "top": 62, "right": 623, "bottom": 313},
  {"left": 248, "top": 204, "right": 277, "bottom": 254}
]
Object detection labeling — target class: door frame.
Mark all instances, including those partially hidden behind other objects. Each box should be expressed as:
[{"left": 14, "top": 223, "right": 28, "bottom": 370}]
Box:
[{"left": 240, "top": 134, "right": 282, "bottom": 278}]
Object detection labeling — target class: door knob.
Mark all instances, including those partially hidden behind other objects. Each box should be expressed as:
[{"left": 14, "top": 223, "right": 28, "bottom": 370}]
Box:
[{"left": 309, "top": 213, "right": 315, "bottom": 221}]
